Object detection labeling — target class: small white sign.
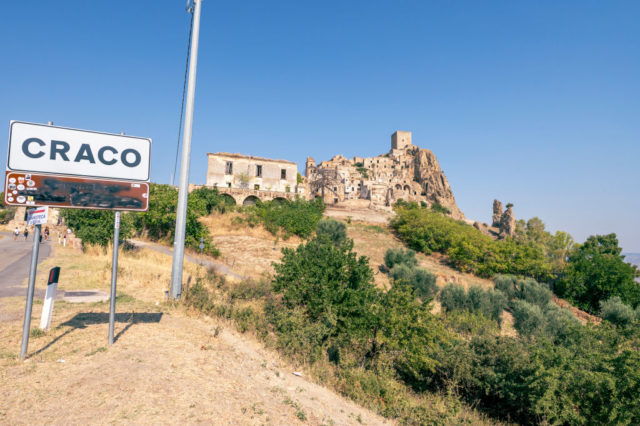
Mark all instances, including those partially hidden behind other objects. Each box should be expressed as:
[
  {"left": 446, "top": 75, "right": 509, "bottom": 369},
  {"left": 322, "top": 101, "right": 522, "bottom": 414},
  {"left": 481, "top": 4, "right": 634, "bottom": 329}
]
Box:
[
  {"left": 7, "top": 121, "right": 151, "bottom": 182},
  {"left": 27, "top": 206, "right": 49, "bottom": 226}
]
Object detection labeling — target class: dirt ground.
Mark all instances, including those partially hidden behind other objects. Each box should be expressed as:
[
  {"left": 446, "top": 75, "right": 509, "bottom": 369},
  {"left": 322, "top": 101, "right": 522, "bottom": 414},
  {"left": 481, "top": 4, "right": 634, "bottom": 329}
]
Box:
[{"left": 0, "top": 244, "right": 388, "bottom": 425}]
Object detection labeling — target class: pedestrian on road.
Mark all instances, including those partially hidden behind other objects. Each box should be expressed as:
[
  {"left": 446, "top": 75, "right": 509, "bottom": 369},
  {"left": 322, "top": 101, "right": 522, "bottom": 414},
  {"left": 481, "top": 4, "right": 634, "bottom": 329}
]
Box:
[
  {"left": 13, "top": 227, "right": 19, "bottom": 241},
  {"left": 63, "top": 233, "right": 67, "bottom": 247},
  {"left": 23, "top": 228, "right": 28, "bottom": 241},
  {"left": 44, "top": 226, "right": 50, "bottom": 241}
]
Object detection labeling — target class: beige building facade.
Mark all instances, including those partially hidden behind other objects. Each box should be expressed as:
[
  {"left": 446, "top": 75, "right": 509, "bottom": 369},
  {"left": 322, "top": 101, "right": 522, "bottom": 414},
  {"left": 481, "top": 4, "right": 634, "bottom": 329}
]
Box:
[{"left": 206, "top": 152, "right": 301, "bottom": 195}]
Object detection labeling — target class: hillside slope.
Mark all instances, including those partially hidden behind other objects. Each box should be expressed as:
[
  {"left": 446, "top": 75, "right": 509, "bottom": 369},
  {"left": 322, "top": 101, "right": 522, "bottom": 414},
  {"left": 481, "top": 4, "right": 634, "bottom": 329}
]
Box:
[{"left": 0, "top": 244, "right": 387, "bottom": 425}]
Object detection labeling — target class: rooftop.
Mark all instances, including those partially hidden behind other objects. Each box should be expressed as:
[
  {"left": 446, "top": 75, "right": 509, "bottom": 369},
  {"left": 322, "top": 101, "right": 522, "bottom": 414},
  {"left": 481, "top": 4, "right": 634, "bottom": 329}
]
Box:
[{"left": 207, "top": 152, "right": 297, "bottom": 165}]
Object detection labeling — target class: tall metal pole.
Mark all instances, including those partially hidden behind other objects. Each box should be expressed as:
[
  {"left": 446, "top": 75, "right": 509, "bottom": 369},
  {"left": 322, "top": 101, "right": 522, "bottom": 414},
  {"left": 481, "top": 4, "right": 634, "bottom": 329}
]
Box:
[
  {"left": 170, "top": 0, "right": 203, "bottom": 299},
  {"left": 108, "top": 211, "right": 121, "bottom": 345},
  {"left": 20, "top": 224, "right": 41, "bottom": 360}
]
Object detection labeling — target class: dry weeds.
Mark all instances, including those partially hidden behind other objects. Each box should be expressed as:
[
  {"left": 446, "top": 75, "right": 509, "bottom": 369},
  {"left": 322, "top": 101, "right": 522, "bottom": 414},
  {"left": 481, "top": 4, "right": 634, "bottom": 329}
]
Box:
[{"left": 0, "top": 244, "right": 388, "bottom": 425}]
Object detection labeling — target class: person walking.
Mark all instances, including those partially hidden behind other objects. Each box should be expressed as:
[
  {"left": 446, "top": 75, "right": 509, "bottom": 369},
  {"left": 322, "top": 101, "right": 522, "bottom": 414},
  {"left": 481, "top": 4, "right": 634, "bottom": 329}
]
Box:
[
  {"left": 23, "top": 227, "right": 29, "bottom": 241},
  {"left": 44, "top": 226, "right": 50, "bottom": 241},
  {"left": 13, "top": 226, "right": 19, "bottom": 241}
]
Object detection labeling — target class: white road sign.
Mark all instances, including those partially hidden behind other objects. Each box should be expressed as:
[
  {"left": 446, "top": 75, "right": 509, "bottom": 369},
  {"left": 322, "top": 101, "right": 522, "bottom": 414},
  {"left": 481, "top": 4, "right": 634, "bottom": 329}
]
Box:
[
  {"left": 27, "top": 206, "right": 49, "bottom": 226},
  {"left": 7, "top": 121, "right": 151, "bottom": 182}
]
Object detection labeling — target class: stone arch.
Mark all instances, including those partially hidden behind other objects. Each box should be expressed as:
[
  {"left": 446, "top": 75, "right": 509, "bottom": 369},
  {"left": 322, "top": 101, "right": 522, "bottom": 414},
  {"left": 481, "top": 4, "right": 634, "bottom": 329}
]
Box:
[
  {"left": 403, "top": 185, "right": 411, "bottom": 192},
  {"left": 395, "top": 184, "right": 402, "bottom": 190},
  {"left": 242, "top": 195, "right": 260, "bottom": 206},
  {"left": 220, "top": 193, "right": 237, "bottom": 205},
  {"left": 272, "top": 197, "right": 288, "bottom": 204}
]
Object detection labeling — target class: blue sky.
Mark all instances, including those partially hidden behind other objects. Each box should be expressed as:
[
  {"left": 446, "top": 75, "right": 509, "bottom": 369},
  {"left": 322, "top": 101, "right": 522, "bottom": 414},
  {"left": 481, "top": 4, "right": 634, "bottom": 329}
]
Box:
[{"left": 1, "top": 1, "right": 639, "bottom": 251}]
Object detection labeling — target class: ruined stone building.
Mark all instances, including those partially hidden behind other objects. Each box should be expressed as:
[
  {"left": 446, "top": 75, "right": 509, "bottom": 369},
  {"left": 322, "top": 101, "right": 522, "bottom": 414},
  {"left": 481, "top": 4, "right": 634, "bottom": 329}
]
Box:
[
  {"left": 204, "top": 152, "right": 305, "bottom": 205},
  {"left": 305, "top": 131, "right": 464, "bottom": 219},
  {"left": 206, "top": 153, "right": 299, "bottom": 192}
]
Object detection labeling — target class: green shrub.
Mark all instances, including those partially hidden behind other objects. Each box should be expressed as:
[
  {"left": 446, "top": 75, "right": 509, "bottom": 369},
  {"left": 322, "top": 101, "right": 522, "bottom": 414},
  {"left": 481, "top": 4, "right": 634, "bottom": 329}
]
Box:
[
  {"left": 248, "top": 198, "right": 325, "bottom": 239},
  {"left": 556, "top": 234, "right": 640, "bottom": 313},
  {"left": 468, "top": 286, "right": 507, "bottom": 324},
  {"left": 439, "top": 283, "right": 468, "bottom": 313},
  {"left": 512, "top": 300, "right": 544, "bottom": 338},
  {"left": 389, "top": 263, "right": 413, "bottom": 282},
  {"left": 543, "top": 303, "right": 580, "bottom": 343},
  {"left": 439, "top": 284, "right": 506, "bottom": 324},
  {"left": 61, "top": 209, "right": 134, "bottom": 248},
  {"left": 131, "top": 183, "right": 220, "bottom": 256},
  {"left": 430, "top": 202, "right": 450, "bottom": 215},
  {"left": 494, "top": 274, "right": 552, "bottom": 309},
  {"left": 518, "top": 278, "right": 552, "bottom": 308},
  {"left": 384, "top": 248, "right": 418, "bottom": 270},
  {"left": 272, "top": 236, "right": 379, "bottom": 344},
  {"left": 389, "top": 264, "right": 437, "bottom": 301},
  {"left": 493, "top": 274, "right": 518, "bottom": 299},
  {"left": 411, "top": 268, "right": 438, "bottom": 300},
  {"left": 600, "top": 297, "right": 636, "bottom": 327},
  {"left": 391, "top": 205, "right": 553, "bottom": 281},
  {"left": 316, "top": 219, "right": 347, "bottom": 246}
]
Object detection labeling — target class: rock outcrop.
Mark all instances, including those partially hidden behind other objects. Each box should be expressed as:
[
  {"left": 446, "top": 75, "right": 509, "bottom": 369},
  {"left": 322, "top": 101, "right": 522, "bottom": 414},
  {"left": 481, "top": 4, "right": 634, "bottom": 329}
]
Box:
[
  {"left": 413, "top": 149, "right": 464, "bottom": 219},
  {"left": 499, "top": 205, "right": 516, "bottom": 238},
  {"left": 492, "top": 199, "right": 503, "bottom": 227}
]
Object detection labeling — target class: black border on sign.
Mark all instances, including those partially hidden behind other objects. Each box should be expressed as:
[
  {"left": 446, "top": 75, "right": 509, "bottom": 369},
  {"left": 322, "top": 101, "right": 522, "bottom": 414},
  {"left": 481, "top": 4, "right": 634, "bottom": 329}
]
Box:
[
  {"left": 3, "top": 171, "right": 150, "bottom": 212},
  {"left": 6, "top": 120, "right": 152, "bottom": 182}
]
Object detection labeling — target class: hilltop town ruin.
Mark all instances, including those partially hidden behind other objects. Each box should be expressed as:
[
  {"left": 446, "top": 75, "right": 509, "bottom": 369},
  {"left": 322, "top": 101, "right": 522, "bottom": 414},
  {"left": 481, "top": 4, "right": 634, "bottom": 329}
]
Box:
[
  {"left": 203, "top": 131, "right": 465, "bottom": 219},
  {"left": 305, "top": 131, "right": 464, "bottom": 219}
]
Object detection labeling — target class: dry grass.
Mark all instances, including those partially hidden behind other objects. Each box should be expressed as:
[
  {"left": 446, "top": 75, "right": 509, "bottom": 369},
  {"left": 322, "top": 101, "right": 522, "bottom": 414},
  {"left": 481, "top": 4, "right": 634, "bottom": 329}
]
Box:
[
  {"left": 0, "top": 242, "right": 388, "bottom": 425},
  {"left": 201, "top": 213, "right": 301, "bottom": 279},
  {"left": 345, "top": 220, "right": 495, "bottom": 291}
]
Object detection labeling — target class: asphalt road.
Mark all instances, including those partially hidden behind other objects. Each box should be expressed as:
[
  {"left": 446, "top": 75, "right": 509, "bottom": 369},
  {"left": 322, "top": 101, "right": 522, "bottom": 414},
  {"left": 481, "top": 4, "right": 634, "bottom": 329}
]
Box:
[{"left": 0, "top": 231, "right": 52, "bottom": 298}]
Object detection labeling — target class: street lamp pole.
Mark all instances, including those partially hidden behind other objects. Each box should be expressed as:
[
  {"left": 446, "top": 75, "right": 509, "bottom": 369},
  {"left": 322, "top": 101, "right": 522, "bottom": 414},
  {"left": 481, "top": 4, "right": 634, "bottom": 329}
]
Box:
[{"left": 170, "top": 0, "right": 203, "bottom": 299}]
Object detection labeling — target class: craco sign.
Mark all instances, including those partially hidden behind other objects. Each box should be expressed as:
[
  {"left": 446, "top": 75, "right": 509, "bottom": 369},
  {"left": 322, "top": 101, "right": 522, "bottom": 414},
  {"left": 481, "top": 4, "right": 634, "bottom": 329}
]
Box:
[{"left": 7, "top": 121, "right": 151, "bottom": 181}]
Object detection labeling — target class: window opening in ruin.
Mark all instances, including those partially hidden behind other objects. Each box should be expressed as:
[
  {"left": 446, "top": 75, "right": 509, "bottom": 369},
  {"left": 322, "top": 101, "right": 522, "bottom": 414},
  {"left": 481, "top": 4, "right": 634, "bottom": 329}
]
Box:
[
  {"left": 254, "top": 184, "right": 260, "bottom": 190},
  {"left": 225, "top": 161, "right": 233, "bottom": 175},
  {"left": 281, "top": 169, "right": 287, "bottom": 179},
  {"left": 285, "top": 185, "right": 291, "bottom": 193},
  {"left": 227, "top": 182, "right": 232, "bottom": 188},
  {"left": 256, "top": 165, "right": 262, "bottom": 177}
]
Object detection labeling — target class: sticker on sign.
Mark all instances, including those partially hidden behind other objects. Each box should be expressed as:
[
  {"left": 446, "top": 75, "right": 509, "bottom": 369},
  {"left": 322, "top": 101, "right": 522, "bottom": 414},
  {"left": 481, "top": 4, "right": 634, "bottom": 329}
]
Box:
[
  {"left": 7, "top": 121, "right": 151, "bottom": 182},
  {"left": 27, "top": 206, "right": 49, "bottom": 226}
]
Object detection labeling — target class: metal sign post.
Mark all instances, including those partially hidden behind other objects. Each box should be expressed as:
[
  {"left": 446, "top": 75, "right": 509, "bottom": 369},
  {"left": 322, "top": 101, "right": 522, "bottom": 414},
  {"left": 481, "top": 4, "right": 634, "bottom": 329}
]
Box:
[
  {"left": 108, "top": 211, "right": 121, "bottom": 346},
  {"left": 170, "top": 0, "right": 203, "bottom": 300},
  {"left": 20, "top": 224, "right": 42, "bottom": 360},
  {"left": 7, "top": 121, "right": 151, "bottom": 357}
]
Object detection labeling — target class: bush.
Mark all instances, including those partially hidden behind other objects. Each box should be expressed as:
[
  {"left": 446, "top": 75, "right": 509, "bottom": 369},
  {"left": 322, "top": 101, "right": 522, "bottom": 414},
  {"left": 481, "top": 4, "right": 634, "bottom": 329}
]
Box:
[
  {"left": 391, "top": 205, "right": 553, "bottom": 281},
  {"left": 493, "top": 274, "right": 517, "bottom": 299},
  {"left": 439, "top": 283, "right": 468, "bottom": 313},
  {"left": 556, "top": 234, "right": 640, "bottom": 313},
  {"left": 439, "top": 284, "right": 506, "bottom": 324},
  {"left": 61, "top": 209, "right": 134, "bottom": 248},
  {"left": 600, "top": 297, "right": 636, "bottom": 327},
  {"left": 132, "top": 184, "right": 219, "bottom": 257},
  {"left": 518, "top": 278, "right": 552, "bottom": 308},
  {"left": 384, "top": 248, "right": 418, "bottom": 270},
  {"left": 494, "top": 274, "right": 552, "bottom": 309},
  {"left": 543, "top": 303, "right": 579, "bottom": 343},
  {"left": 512, "top": 300, "right": 544, "bottom": 338},
  {"left": 389, "top": 264, "right": 437, "bottom": 301},
  {"left": 316, "top": 219, "right": 347, "bottom": 246},
  {"left": 249, "top": 198, "right": 325, "bottom": 239},
  {"left": 272, "top": 235, "right": 379, "bottom": 344}
]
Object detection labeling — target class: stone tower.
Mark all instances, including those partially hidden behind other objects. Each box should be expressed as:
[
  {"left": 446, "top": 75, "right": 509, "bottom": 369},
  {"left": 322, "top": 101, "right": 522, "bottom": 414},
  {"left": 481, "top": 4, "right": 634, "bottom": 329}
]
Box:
[
  {"left": 305, "top": 157, "right": 316, "bottom": 177},
  {"left": 391, "top": 131, "right": 412, "bottom": 150}
]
